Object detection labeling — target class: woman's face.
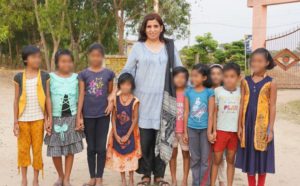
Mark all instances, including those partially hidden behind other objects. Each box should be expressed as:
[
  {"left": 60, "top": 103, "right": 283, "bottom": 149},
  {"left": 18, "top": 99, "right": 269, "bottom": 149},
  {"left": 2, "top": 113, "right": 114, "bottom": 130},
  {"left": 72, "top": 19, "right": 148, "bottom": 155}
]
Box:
[
  {"left": 26, "top": 53, "right": 41, "bottom": 69},
  {"left": 210, "top": 67, "right": 223, "bottom": 87},
  {"left": 57, "top": 55, "right": 74, "bottom": 74},
  {"left": 145, "top": 19, "right": 163, "bottom": 41}
]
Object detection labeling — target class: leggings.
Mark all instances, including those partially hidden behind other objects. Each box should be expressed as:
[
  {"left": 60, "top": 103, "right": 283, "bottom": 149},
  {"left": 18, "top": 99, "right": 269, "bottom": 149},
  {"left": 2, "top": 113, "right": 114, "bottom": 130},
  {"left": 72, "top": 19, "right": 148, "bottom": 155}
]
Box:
[{"left": 84, "top": 116, "right": 110, "bottom": 178}]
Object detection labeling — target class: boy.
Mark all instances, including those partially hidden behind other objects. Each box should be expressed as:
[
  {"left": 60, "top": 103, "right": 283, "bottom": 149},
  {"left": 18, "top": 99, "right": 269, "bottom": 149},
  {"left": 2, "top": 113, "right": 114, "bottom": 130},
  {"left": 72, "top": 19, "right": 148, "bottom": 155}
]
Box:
[
  {"left": 169, "top": 66, "right": 190, "bottom": 186},
  {"left": 13, "top": 45, "right": 52, "bottom": 186},
  {"left": 210, "top": 62, "right": 241, "bottom": 186}
]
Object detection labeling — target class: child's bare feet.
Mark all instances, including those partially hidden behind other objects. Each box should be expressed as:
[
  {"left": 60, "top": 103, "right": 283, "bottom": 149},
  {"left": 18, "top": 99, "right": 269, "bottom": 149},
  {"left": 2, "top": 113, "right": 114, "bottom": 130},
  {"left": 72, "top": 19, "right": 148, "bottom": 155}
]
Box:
[
  {"left": 53, "top": 178, "right": 63, "bottom": 186},
  {"left": 21, "top": 179, "right": 27, "bottom": 186},
  {"left": 121, "top": 179, "right": 127, "bottom": 186},
  {"left": 171, "top": 180, "right": 177, "bottom": 186},
  {"left": 181, "top": 180, "right": 188, "bottom": 186},
  {"left": 63, "top": 179, "right": 72, "bottom": 186},
  {"left": 32, "top": 179, "right": 39, "bottom": 186},
  {"left": 128, "top": 178, "right": 134, "bottom": 186},
  {"left": 83, "top": 178, "right": 96, "bottom": 186},
  {"left": 95, "top": 178, "right": 103, "bottom": 186}
]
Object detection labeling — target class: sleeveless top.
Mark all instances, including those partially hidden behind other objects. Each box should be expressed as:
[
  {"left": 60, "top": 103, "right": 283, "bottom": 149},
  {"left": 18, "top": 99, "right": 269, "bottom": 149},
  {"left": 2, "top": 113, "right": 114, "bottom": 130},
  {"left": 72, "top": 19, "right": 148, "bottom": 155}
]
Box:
[
  {"left": 241, "top": 76, "right": 272, "bottom": 151},
  {"left": 113, "top": 96, "right": 137, "bottom": 155}
]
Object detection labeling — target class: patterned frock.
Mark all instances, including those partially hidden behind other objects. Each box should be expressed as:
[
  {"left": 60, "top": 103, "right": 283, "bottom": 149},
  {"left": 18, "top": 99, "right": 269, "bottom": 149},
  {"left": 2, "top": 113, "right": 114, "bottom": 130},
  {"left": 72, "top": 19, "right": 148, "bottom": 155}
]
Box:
[
  {"left": 235, "top": 76, "right": 275, "bottom": 175},
  {"left": 106, "top": 96, "right": 141, "bottom": 172}
]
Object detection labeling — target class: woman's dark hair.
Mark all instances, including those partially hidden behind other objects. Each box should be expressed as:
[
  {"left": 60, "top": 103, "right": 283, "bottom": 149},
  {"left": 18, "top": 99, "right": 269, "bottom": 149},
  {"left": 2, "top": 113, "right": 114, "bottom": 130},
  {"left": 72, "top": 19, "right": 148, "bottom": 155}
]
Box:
[
  {"left": 138, "top": 13, "right": 166, "bottom": 42},
  {"left": 87, "top": 43, "right": 105, "bottom": 56},
  {"left": 250, "top": 48, "right": 276, "bottom": 70},
  {"left": 54, "top": 49, "right": 74, "bottom": 68},
  {"left": 209, "top": 64, "right": 223, "bottom": 71},
  {"left": 192, "top": 63, "right": 212, "bottom": 88},
  {"left": 173, "top": 66, "right": 189, "bottom": 81},
  {"left": 118, "top": 73, "right": 136, "bottom": 91},
  {"left": 21, "top": 45, "right": 40, "bottom": 66},
  {"left": 223, "top": 62, "right": 241, "bottom": 76}
]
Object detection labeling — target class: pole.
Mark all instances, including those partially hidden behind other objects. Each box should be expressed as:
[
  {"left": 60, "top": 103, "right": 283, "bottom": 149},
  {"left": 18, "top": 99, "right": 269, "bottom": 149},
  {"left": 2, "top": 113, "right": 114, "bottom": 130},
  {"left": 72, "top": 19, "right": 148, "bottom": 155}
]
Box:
[
  {"left": 154, "top": 0, "right": 159, "bottom": 13},
  {"left": 244, "top": 35, "right": 247, "bottom": 73}
]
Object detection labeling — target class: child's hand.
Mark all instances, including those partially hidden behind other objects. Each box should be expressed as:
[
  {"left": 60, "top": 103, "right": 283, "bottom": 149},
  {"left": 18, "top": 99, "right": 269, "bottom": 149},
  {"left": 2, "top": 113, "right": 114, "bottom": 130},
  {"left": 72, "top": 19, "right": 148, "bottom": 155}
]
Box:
[
  {"left": 105, "top": 101, "right": 113, "bottom": 115},
  {"left": 115, "top": 134, "right": 123, "bottom": 144},
  {"left": 13, "top": 121, "right": 19, "bottom": 137},
  {"left": 45, "top": 118, "right": 52, "bottom": 135},
  {"left": 75, "top": 118, "right": 84, "bottom": 131},
  {"left": 207, "top": 132, "right": 215, "bottom": 144},
  {"left": 267, "top": 130, "right": 274, "bottom": 143},
  {"left": 213, "top": 130, "right": 217, "bottom": 141},
  {"left": 183, "top": 131, "right": 189, "bottom": 144},
  {"left": 121, "top": 134, "right": 130, "bottom": 143}
]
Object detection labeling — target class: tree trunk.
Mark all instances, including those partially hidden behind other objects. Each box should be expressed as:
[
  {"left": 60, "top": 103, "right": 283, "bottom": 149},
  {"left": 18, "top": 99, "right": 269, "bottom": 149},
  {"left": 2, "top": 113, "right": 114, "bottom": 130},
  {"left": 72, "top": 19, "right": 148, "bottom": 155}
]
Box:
[
  {"left": 50, "top": 40, "right": 59, "bottom": 71},
  {"left": 7, "top": 38, "right": 12, "bottom": 65},
  {"left": 117, "top": 20, "right": 125, "bottom": 55},
  {"left": 92, "top": 0, "right": 102, "bottom": 42},
  {"left": 33, "top": 0, "right": 51, "bottom": 71}
]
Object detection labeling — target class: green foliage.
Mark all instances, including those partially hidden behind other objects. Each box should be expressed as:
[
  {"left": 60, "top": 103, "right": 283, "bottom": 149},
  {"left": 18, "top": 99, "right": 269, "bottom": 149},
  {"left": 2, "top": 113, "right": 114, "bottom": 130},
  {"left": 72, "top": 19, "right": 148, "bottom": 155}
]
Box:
[{"left": 181, "top": 33, "right": 246, "bottom": 70}]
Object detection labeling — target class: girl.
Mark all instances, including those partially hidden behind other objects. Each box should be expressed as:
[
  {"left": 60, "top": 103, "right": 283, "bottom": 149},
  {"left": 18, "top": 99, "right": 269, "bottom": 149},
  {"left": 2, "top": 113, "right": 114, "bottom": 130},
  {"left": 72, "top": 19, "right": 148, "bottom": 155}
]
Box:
[
  {"left": 183, "top": 63, "right": 215, "bottom": 186},
  {"left": 44, "top": 49, "right": 85, "bottom": 186},
  {"left": 236, "top": 48, "right": 277, "bottom": 186},
  {"left": 210, "top": 64, "right": 226, "bottom": 186},
  {"left": 77, "top": 43, "right": 115, "bottom": 186},
  {"left": 169, "top": 66, "right": 190, "bottom": 186},
  {"left": 106, "top": 73, "right": 141, "bottom": 186},
  {"left": 13, "top": 45, "right": 52, "bottom": 186}
]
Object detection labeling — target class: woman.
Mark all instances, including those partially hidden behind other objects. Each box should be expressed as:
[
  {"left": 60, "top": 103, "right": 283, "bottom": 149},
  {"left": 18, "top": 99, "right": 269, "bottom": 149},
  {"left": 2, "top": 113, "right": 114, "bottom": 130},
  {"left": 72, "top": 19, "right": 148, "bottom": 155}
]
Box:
[{"left": 115, "top": 13, "right": 182, "bottom": 186}]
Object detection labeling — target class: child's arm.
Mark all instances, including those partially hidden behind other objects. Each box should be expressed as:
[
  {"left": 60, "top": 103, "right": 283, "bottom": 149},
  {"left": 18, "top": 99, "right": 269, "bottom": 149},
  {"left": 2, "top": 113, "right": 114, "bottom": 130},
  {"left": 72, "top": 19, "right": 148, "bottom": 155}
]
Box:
[
  {"left": 112, "top": 107, "right": 122, "bottom": 144},
  {"left": 267, "top": 81, "right": 277, "bottom": 143},
  {"left": 45, "top": 80, "right": 52, "bottom": 135},
  {"left": 105, "top": 80, "right": 114, "bottom": 115},
  {"left": 183, "top": 96, "right": 190, "bottom": 144},
  {"left": 76, "top": 80, "right": 85, "bottom": 129},
  {"left": 122, "top": 101, "right": 139, "bottom": 143},
  {"left": 237, "top": 81, "right": 245, "bottom": 140},
  {"left": 13, "top": 83, "right": 20, "bottom": 137},
  {"left": 207, "top": 96, "right": 215, "bottom": 143},
  {"left": 213, "top": 102, "right": 218, "bottom": 138}
]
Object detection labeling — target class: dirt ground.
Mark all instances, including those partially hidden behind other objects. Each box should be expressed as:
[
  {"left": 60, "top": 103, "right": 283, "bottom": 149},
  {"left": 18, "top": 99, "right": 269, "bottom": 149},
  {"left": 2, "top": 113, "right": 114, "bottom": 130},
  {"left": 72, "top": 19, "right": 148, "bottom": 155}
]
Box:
[{"left": 0, "top": 69, "right": 299, "bottom": 186}]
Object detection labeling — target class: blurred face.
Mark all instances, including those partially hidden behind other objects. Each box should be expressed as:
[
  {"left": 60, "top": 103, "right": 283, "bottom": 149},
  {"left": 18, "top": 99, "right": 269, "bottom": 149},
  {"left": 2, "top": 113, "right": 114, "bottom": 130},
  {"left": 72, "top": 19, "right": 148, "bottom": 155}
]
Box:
[
  {"left": 210, "top": 67, "right": 223, "bottom": 87},
  {"left": 191, "top": 70, "right": 207, "bottom": 87},
  {"left": 57, "top": 55, "right": 74, "bottom": 73},
  {"left": 223, "top": 69, "right": 240, "bottom": 89},
  {"left": 120, "top": 81, "right": 132, "bottom": 94},
  {"left": 26, "top": 53, "right": 41, "bottom": 69},
  {"left": 88, "top": 50, "right": 104, "bottom": 67},
  {"left": 145, "top": 19, "right": 163, "bottom": 41},
  {"left": 251, "top": 54, "right": 269, "bottom": 73},
  {"left": 174, "top": 72, "right": 187, "bottom": 89}
]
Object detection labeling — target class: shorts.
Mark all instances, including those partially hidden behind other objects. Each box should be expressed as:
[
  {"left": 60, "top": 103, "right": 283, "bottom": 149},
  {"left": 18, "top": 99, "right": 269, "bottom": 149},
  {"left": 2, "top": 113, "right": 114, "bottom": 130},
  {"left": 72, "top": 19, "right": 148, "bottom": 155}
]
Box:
[
  {"left": 213, "top": 130, "right": 238, "bottom": 152},
  {"left": 173, "top": 133, "right": 189, "bottom": 151}
]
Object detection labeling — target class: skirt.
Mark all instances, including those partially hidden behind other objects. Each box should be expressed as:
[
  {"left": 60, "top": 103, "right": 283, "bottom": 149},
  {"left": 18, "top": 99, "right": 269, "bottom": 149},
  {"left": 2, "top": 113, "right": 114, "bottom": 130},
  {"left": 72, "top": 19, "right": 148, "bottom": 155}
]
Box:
[{"left": 44, "top": 115, "right": 85, "bottom": 157}]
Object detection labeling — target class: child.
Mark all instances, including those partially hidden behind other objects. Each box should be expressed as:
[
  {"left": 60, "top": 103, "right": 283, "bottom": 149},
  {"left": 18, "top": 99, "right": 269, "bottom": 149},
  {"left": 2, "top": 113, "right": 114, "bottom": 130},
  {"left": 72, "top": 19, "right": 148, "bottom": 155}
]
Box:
[
  {"left": 44, "top": 49, "right": 85, "bottom": 186},
  {"left": 210, "top": 62, "right": 241, "bottom": 186},
  {"left": 183, "top": 63, "right": 215, "bottom": 186},
  {"left": 169, "top": 66, "right": 190, "bottom": 186},
  {"left": 106, "top": 73, "right": 141, "bottom": 186},
  {"left": 236, "top": 48, "right": 277, "bottom": 186},
  {"left": 77, "top": 43, "right": 115, "bottom": 186},
  {"left": 209, "top": 64, "right": 226, "bottom": 186},
  {"left": 13, "top": 45, "right": 52, "bottom": 186}
]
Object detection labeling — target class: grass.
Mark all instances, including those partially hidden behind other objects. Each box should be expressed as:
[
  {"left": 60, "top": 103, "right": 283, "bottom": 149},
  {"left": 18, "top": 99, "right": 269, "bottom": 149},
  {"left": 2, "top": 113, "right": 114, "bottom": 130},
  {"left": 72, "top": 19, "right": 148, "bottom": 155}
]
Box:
[{"left": 277, "top": 100, "right": 300, "bottom": 124}]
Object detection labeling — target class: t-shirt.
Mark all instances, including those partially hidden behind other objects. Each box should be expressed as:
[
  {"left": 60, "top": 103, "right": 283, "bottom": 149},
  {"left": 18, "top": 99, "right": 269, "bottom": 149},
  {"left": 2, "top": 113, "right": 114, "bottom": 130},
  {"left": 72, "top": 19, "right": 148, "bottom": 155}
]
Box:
[
  {"left": 215, "top": 86, "right": 241, "bottom": 132},
  {"left": 184, "top": 87, "right": 214, "bottom": 129},
  {"left": 78, "top": 68, "right": 115, "bottom": 118},
  {"left": 175, "top": 91, "right": 185, "bottom": 133}
]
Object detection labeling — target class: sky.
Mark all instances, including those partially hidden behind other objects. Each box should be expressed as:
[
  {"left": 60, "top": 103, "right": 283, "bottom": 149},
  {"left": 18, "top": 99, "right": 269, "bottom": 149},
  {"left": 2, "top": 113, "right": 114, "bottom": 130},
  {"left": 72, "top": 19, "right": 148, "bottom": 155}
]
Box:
[{"left": 175, "top": 0, "right": 300, "bottom": 49}]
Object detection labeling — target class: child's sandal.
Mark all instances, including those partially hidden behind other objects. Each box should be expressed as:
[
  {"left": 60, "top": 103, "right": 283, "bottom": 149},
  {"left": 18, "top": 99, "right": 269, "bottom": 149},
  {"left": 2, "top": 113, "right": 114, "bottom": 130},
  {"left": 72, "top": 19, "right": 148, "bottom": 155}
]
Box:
[{"left": 137, "top": 176, "right": 151, "bottom": 186}]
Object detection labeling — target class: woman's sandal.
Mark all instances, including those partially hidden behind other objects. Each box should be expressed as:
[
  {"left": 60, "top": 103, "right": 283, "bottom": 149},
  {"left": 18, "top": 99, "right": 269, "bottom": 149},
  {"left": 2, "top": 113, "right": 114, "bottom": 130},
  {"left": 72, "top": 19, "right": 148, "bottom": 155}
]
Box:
[{"left": 136, "top": 176, "right": 151, "bottom": 186}]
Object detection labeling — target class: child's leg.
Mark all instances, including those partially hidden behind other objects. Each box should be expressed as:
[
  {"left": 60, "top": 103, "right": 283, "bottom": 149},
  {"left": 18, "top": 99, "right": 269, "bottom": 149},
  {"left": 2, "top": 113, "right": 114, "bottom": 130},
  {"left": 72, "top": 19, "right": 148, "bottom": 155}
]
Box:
[
  {"left": 64, "top": 154, "right": 74, "bottom": 185},
  {"left": 84, "top": 118, "right": 97, "bottom": 185},
  {"left": 30, "top": 120, "right": 44, "bottom": 185},
  {"left": 18, "top": 122, "right": 31, "bottom": 185},
  {"left": 120, "top": 172, "right": 126, "bottom": 186},
  {"left": 169, "top": 147, "right": 178, "bottom": 185},
  {"left": 129, "top": 171, "right": 134, "bottom": 186},
  {"left": 181, "top": 150, "right": 190, "bottom": 186},
  {"left": 95, "top": 116, "right": 110, "bottom": 185},
  {"left": 226, "top": 150, "right": 236, "bottom": 186},
  {"left": 199, "top": 129, "right": 212, "bottom": 186},
  {"left": 52, "top": 157, "right": 64, "bottom": 183},
  {"left": 247, "top": 174, "right": 256, "bottom": 186},
  {"left": 257, "top": 174, "right": 266, "bottom": 186},
  {"left": 211, "top": 151, "right": 223, "bottom": 186},
  {"left": 218, "top": 158, "right": 226, "bottom": 186},
  {"left": 188, "top": 128, "right": 201, "bottom": 186}
]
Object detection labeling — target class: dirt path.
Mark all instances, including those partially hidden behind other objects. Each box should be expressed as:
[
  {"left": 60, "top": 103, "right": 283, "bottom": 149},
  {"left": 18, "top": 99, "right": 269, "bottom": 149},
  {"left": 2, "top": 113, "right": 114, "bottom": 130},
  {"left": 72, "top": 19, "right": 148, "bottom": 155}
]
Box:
[{"left": 0, "top": 69, "right": 299, "bottom": 186}]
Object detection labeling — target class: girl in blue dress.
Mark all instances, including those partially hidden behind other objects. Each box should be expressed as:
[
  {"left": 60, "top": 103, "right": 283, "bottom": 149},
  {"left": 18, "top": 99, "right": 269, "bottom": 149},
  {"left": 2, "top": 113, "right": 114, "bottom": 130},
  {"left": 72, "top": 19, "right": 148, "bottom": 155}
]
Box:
[{"left": 236, "top": 48, "right": 277, "bottom": 186}]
